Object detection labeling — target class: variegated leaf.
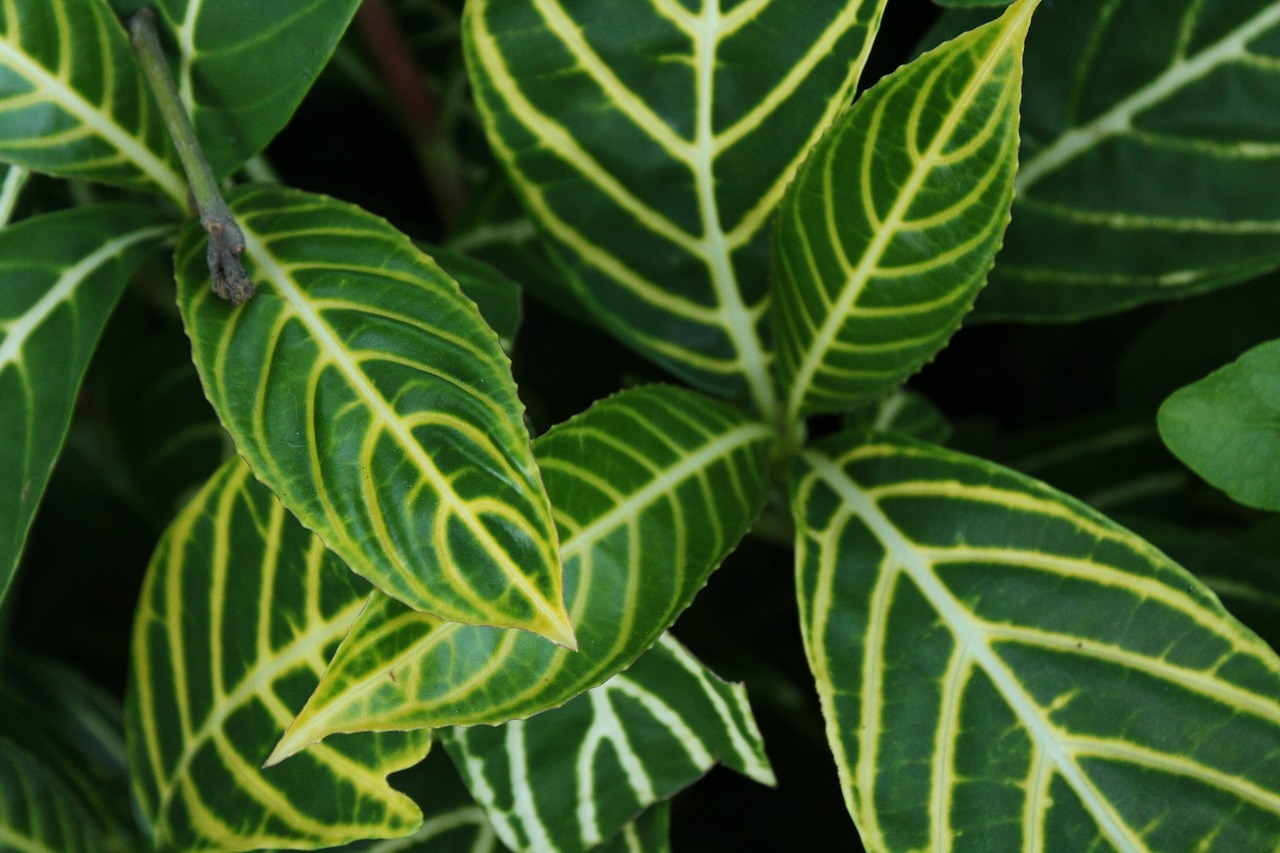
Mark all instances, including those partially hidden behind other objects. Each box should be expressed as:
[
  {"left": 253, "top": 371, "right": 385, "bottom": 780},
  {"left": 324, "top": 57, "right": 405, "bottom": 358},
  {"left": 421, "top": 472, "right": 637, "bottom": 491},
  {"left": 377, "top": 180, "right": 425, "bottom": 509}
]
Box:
[
  {"left": 0, "top": 0, "right": 185, "bottom": 202},
  {"left": 270, "top": 386, "right": 772, "bottom": 761},
  {"left": 444, "top": 635, "right": 773, "bottom": 853},
  {"left": 792, "top": 431, "right": 1280, "bottom": 852},
  {"left": 0, "top": 738, "right": 103, "bottom": 853},
  {"left": 464, "top": 0, "right": 889, "bottom": 419},
  {"left": 126, "top": 458, "right": 431, "bottom": 852},
  {"left": 773, "top": 0, "right": 1035, "bottom": 418},
  {"left": 176, "top": 184, "right": 572, "bottom": 646}
]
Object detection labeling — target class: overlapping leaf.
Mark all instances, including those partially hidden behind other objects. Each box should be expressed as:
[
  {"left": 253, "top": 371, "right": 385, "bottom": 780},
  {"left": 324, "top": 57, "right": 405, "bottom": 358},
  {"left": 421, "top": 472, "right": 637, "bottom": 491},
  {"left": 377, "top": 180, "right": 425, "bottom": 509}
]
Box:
[
  {"left": 0, "top": 0, "right": 185, "bottom": 202},
  {"left": 122, "top": 0, "right": 362, "bottom": 179},
  {"left": 979, "top": 0, "right": 1280, "bottom": 320},
  {"left": 1159, "top": 338, "right": 1280, "bottom": 511},
  {"left": 0, "top": 204, "right": 170, "bottom": 605},
  {"left": 773, "top": 0, "right": 1034, "bottom": 419},
  {"left": 844, "top": 390, "right": 951, "bottom": 446},
  {"left": 0, "top": 738, "right": 102, "bottom": 852},
  {"left": 270, "top": 386, "right": 772, "bottom": 761},
  {"left": 464, "top": 0, "right": 889, "bottom": 418},
  {"left": 126, "top": 457, "right": 431, "bottom": 852},
  {"left": 792, "top": 432, "right": 1280, "bottom": 851},
  {"left": 445, "top": 635, "right": 773, "bottom": 853},
  {"left": 176, "top": 184, "right": 572, "bottom": 645}
]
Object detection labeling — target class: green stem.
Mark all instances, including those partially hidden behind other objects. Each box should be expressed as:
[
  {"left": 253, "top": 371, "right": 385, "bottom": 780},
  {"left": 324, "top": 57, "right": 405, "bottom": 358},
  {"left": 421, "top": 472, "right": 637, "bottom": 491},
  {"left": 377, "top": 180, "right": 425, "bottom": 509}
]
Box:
[{"left": 129, "top": 7, "right": 254, "bottom": 305}]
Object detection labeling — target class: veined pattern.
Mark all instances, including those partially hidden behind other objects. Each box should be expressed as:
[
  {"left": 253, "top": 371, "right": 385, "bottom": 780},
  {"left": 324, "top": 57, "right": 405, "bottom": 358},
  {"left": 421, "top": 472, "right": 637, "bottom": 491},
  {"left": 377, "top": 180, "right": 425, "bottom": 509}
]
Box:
[
  {"left": 126, "top": 458, "right": 431, "bottom": 852},
  {"left": 463, "top": 0, "right": 888, "bottom": 418},
  {"left": 773, "top": 0, "right": 1034, "bottom": 419},
  {"left": 791, "top": 432, "right": 1280, "bottom": 852},
  {"left": 444, "top": 634, "right": 773, "bottom": 853},
  {"left": 985, "top": 0, "right": 1280, "bottom": 319},
  {"left": 176, "top": 184, "right": 573, "bottom": 646},
  {"left": 0, "top": 205, "right": 171, "bottom": 605},
  {"left": 270, "top": 386, "right": 772, "bottom": 761},
  {"left": 0, "top": 739, "right": 102, "bottom": 853},
  {"left": 0, "top": 0, "right": 184, "bottom": 203}
]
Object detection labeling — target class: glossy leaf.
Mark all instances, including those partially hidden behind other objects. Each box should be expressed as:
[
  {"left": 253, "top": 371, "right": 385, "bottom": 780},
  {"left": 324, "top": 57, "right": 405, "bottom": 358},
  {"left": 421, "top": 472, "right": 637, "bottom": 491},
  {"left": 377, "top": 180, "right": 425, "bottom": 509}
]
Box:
[
  {"left": 0, "top": 738, "right": 103, "bottom": 853},
  {"left": 126, "top": 458, "right": 431, "bottom": 852},
  {"left": 981, "top": 0, "right": 1280, "bottom": 321},
  {"left": 464, "top": 0, "right": 889, "bottom": 418},
  {"left": 792, "top": 432, "right": 1280, "bottom": 852},
  {"left": 0, "top": 0, "right": 185, "bottom": 202},
  {"left": 1158, "top": 338, "right": 1280, "bottom": 510},
  {"left": 0, "top": 204, "right": 171, "bottom": 605},
  {"left": 773, "top": 0, "right": 1035, "bottom": 419},
  {"left": 270, "top": 386, "right": 772, "bottom": 761},
  {"left": 444, "top": 634, "right": 774, "bottom": 853},
  {"left": 176, "top": 184, "right": 572, "bottom": 645},
  {"left": 140, "top": 0, "right": 362, "bottom": 179}
]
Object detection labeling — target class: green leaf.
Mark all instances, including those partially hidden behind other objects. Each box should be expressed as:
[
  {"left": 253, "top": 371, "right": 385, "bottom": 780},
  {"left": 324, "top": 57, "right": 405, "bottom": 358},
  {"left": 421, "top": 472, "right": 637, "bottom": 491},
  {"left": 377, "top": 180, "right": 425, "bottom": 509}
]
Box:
[
  {"left": 0, "top": 204, "right": 170, "bottom": 605},
  {"left": 843, "top": 389, "right": 952, "bottom": 446},
  {"left": 1158, "top": 338, "right": 1280, "bottom": 511},
  {"left": 792, "top": 432, "right": 1280, "bottom": 852},
  {"left": 463, "top": 0, "right": 889, "bottom": 419},
  {"left": 142, "top": 0, "right": 363, "bottom": 179},
  {"left": 269, "top": 386, "right": 772, "bottom": 761},
  {"left": 425, "top": 244, "right": 523, "bottom": 352},
  {"left": 0, "top": 738, "right": 104, "bottom": 852},
  {"left": 176, "top": 184, "right": 573, "bottom": 646},
  {"left": 773, "top": 0, "right": 1035, "bottom": 419},
  {"left": 126, "top": 457, "right": 431, "bottom": 852},
  {"left": 0, "top": 0, "right": 185, "bottom": 203},
  {"left": 980, "top": 0, "right": 1280, "bottom": 321},
  {"left": 444, "top": 635, "right": 774, "bottom": 853},
  {"left": 590, "top": 803, "right": 669, "bottom": 853},
  {"left": 934, "top": 0, "right": 1012, "bottom": 6}
]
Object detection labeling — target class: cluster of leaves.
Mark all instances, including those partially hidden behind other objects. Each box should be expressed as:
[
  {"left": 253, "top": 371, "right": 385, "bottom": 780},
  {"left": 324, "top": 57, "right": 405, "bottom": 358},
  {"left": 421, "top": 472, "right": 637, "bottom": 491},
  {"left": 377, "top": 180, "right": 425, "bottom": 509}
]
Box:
[{"left": 1, "top": 0, "right": 1279, "bottom": 851}]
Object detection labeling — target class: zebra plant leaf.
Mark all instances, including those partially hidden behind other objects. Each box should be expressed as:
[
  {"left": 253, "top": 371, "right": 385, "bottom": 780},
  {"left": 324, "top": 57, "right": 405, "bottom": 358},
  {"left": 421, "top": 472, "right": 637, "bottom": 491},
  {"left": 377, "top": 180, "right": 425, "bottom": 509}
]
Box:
[
  {"left": 126, "top": 458, "right": 431, "bottom": 852},
  {"left": 0, "top": 205, "right": 171, "bottom": 606},
  {"left": 0, "top": 0, "right": 185, "bottom": 203},
  {"left": 463, "top": 0, "right": 888, "bottom": 419},
  {"left": 773, "top": 0, "right": 1035, "bottom": 419},
  {"left": 136, "top": 0, "right": 363, "bottom": 179},
  {"left": 980, "top": 0, "right": 1280, "bottom": 320},
  {"left": 0, "top": 739, "right": 104, "bottom": 853},
  {"left": 269, "top": 386, "right": 772, "bottom": 762},
  {"left": 444, "top": 635, "right": 774, "bottom": 853},
  {"left": 176, "top": 184, "right": 573, "bottom": 646},
  {"left": 791, "top": 431, "right": 1280, "bottom": 852}
]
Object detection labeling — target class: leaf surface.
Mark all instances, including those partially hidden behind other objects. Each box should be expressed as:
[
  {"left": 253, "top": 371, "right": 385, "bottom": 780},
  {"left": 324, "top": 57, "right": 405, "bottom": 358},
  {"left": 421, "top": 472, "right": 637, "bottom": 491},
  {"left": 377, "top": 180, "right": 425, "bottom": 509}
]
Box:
[
  {"left": 464, "top": 0, "right": 888, "bottom": 419},
  {"left": 980, "top": 0, "right": 1280, "bottom": 320},
  {"left": 0, "top": 0, "right": 185, "bottom": 202},
  {"left": 773, "top": 0, "right": 1034, "bottom": 418},
  {"left": 792, "top": 432, "right": 1280, "bottom": 852},
  {"left": 271, "top": 386, "right": 772, "bottom": 760},
  {"left": 126, "top": 457, "right": 431, "bottom": 852},
  {"left": 1158, "top": 338, "right": 1280, "bottom": 511},
  {"left": 0, "top": 739, "right": 103, "bottom": 853},
  {"left": 444, "top": 635, "right": 773, "bottom": 853},
  {"left": 0, "top": 204, "right": 170, "bottom": 605},
  {"left": 176, "top": 185, "right": 572, "bottom": 645},
  {"left": 142, "top": 0, "right": 362, "bottom": 178}
]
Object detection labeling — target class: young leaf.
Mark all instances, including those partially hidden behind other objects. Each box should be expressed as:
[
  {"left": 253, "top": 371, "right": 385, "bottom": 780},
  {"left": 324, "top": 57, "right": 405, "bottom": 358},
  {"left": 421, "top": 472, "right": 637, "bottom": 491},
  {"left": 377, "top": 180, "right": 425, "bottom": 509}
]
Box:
[
  {"left": 773, "top": 0, "right": 1036, "bottom": 419},
  {"left": 843, "top": 389, "right": 952, "bottom": 446},
  {"left": 980, "top": 0, "right": 1280, "bottom": 321},
  {"left": 443, "top": 634, "right": 774, "bottom": 853},
  {"left": 464, "top": 0, "right": 889, "bottom": 419},
  {"left": 1158, "top": 338, "right": 1280, "bottom": 511},
  {"left": 131, "top": 0, "right": 363, "bottom": 179},
  {"left": 175, "top": 184, "right": 573, "bottom": 646},
  {"left": 792, "top": 432, "right": 1280, "bottom": 852},
  {"left": 0, "top": 205, "right": 171, "bottom": 606},
  {"left": 0, "top": 0, "right": 185, "bottom": 203},
  {"left": 0, "top": 739, "right": 104, "bottom": 852},
  {"left": 126, "top": 458, "right": 431, "bottom": 852},
  {"left": 270, "top": 386, "right": 772, "bottom": 761}
]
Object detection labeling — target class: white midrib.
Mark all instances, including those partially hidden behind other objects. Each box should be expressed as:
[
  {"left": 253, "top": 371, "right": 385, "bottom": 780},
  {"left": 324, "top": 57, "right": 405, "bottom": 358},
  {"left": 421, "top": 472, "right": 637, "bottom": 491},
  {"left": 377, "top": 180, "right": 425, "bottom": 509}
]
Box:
[
  {"left": 805, "top": 452, "right": 1145, "bottom": 852},
  {"left": 0, "top": 225, "right": 171, "bottom": 367},
  {"left": 693, "top": 0, "right": 778, "bottom": 423},
  {"left": 239, "top": 227, "right": 569, "bottom": 636},
  {"left": 0, "top": 37, "right": 186, "bottom": 204},
  {"left": 1017, "top": 3, "right": 1280, "bottom": 191},
  {"left": 785, "top": 3, "right": 1030, "bottom": 422}
]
